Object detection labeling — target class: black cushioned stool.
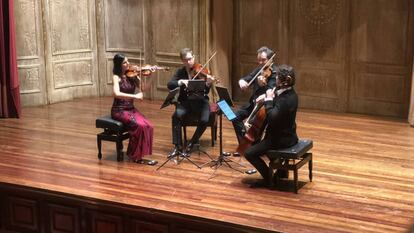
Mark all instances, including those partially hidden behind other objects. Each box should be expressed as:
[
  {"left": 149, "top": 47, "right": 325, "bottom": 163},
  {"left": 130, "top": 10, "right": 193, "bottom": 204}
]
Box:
[
  {"left": 96, "top": 115, "right": 129, "bottom": 162},
  {"left": 267, "top": 139, "right": 313, "bottom": 193}
]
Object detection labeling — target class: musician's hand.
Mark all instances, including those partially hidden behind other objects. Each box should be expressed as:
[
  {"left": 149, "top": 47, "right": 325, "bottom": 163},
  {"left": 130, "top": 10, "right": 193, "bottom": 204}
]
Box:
[
  {"left": 239, "top": 79, "right": 249, "bottom": 90},
  {"left": 258, "top": 75, "right": 267, "bottom": 87},
  {"left": 255, "top": 94, "right": 266, "bottom": 103},
  {"left": 265, "top": 89, "right": 275, "bottom": 100},
  {"left": 178, "top": 79, "right": 189, "bottom": 87},
  {"left": 206, "top": 75, "right": 214, "bottom": 85},
  {"left": 134, "top": 92, "right": 144, "bottom": 100}
]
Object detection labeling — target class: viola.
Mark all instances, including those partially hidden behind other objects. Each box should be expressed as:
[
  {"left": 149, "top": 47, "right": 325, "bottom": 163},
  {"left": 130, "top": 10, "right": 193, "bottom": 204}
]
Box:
[
  {"left": 125, "top": 64, "right": 169, "bottom": 78},
  {"left": 246, "top": 53, "right": 276, "bottom": 87},
  {"left": 260, "top": 64, "right": 273, "bottom": 84}
]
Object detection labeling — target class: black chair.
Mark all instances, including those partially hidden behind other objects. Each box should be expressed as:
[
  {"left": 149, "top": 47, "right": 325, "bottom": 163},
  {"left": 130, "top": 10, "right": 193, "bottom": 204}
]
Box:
[
  {"left": 182, "top": 103, "right": 218, "bottom": 147},
  {"left": 267, "top": 139, "right": 313, "bottom": 193},
  {"left": 96, "top": 115, "right": 129, "bottom": 162}
]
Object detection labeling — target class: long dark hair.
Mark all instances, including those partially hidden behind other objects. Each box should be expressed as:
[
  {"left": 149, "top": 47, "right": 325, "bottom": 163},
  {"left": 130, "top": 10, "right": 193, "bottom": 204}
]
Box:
[{"left": 113, "top": 53, "right": 126, "bottom": 76}]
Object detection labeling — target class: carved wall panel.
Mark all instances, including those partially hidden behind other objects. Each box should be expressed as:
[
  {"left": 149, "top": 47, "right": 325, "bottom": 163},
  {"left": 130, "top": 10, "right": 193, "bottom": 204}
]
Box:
[
  {"left": 349, "top": 0, "right": 414, "bottom": 117},
  {"left": 14, "top": 0, "right": 47, "bottom": 106},
  {"left": 14, "top": 0, "right": 38, "bottom": 58},
  {"left": 18, "top": 66, "right": 40, "bottom": 94},
  {"left": 150, "top": 0, "right": 202, "bottom": 100},
  {"left": 233, "top": 0, "right": 285, "bottom": 102},
  {"left": 104, "top": 0, "right": 144, "bottom": 53},
  {"left": 49, "top": 0, "right": 91, "bottom": 54},
  {"left": 52, "top": 59, "right": 93, "bottom": 89},
  {"left": 44, "top": 0, "right": 98, "bottom": 103},
  {"left": 290, "top": 0, "right": 348, "bottom": 112},
  {"left": 97, "top": 0, "right": 145, "bottom": 96}
]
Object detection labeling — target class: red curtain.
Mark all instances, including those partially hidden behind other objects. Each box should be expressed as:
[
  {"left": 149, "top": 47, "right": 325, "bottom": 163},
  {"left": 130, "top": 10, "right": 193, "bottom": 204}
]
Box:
[{"left": 0, "top": 0, "right": 20, "bottom": 118}]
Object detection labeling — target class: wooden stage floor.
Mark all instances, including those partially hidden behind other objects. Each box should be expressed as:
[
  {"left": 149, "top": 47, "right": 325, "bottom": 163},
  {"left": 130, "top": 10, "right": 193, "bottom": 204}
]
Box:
[{"left": 0, "top": 97, "right": 413, "bottom": 233}]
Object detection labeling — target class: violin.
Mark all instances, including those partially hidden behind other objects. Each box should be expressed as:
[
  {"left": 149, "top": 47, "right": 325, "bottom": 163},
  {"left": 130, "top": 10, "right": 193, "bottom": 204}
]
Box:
[
  {"left": 191, "top": 63, "right": 210, "bottom": 79},
  {"left": 191, "top": 63, "right": 219, "bottom": 84},
  {"left": 125, "top": 64, "right": 169, "bottom": 78}
]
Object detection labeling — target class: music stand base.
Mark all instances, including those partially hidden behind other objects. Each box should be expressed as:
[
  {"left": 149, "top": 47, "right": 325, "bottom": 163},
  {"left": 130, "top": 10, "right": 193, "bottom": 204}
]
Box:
[{"left": 156, "top": 151, "right": 201, "bottom": 171}]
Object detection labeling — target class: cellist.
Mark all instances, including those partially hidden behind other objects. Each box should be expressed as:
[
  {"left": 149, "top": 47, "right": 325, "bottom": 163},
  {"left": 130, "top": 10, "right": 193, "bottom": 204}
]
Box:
[
  {"left": 232, "top": 47, "right": 278, "bottom": 150},
  {"left": 244, "top": 65, "right": 298, "bottom": 188}
]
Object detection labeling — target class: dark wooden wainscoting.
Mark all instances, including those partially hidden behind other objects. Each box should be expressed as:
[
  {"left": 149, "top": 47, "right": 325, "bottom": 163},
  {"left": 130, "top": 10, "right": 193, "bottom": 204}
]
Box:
[{"left": 0, "top": 183, "right": 273, "bottom": 233}]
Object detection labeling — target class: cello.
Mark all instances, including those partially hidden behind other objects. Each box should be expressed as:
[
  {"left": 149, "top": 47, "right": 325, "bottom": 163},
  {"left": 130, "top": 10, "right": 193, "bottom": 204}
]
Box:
[{"left": 236, "top": 66, "right": 276, "bottom": 156}]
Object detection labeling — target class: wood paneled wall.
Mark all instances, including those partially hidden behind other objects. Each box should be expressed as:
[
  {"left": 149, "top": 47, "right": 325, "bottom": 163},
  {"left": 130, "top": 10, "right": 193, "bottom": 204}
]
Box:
[
  {"left": 14, "top": 0, "right": 414, "bottom": 117},
  {"left": 15, "top": 0, "right": 208, "bottom": 106},
  {"left": 233, "top": 0, "right": 414, "bottom": 117},
  {"left": 14, "top": 0, "right": 99, "bottom": 105}
]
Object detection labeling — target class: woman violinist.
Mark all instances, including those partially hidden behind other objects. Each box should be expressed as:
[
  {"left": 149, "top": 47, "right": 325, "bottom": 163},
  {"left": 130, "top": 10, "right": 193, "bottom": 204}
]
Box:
[{"left": 111, "top": 53, "right": 156, "bottom": 165}]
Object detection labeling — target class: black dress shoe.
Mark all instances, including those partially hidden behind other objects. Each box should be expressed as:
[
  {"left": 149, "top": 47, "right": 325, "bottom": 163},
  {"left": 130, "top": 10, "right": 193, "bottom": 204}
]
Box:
[{"left": 232, "top": 152, "right": 241, "bottom": 157}]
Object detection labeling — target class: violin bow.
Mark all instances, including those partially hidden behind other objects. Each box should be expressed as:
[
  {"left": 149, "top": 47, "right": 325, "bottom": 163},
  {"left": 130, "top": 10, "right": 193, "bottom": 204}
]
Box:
[
  {"left": 247, "top": 53, "right": 276, "bottom": 86},
  {"left": 191, "top": 51, "right": 217, "bottom": 80}
]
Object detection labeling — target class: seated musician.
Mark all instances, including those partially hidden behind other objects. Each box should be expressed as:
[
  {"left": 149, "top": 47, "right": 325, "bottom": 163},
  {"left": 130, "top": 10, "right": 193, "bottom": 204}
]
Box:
[
  {"left": 244, "top": 64, "right": 298, "bottom": 188},
  {"left": 111, "top": 53, "right": 156, "bottom": 165},
  {"left": 232, "top": 46, "right": 278, "bottom": 149},
  {"left": 167, "top": 48, "right": 215, "bottom": 156}
]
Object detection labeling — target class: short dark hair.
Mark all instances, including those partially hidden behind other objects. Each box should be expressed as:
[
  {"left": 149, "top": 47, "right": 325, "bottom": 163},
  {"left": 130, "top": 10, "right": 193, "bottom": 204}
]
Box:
[
  {"left": 257, "top": 46, "right": 275, "bottom": 60},
  {"left": 179, "top": 48, "right": 193, "bottom": 60},
  {"left": 113, "top": 53, "right": 126, "bottom": 76},
  {"left": 277, "top": 64, "right": 296, "bottom": 87}
]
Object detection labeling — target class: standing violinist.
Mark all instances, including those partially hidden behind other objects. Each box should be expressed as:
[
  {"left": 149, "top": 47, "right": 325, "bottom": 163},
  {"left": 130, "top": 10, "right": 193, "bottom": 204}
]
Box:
[
  {"left": 167, "top": 48, "right": 215, "bottom": 156},
  {"left": 244, "top": 64, "right": 298, "bottom": 188},
  {"left": 232, "top": 46, "right": 278, "bottom": 147},
  {"left": 111, "top": 53, "right": 156, "bottom": 165}
]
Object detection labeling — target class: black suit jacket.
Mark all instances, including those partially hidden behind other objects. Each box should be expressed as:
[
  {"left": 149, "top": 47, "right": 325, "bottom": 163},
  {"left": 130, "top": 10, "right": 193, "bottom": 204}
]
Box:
[
  {"left": 263, "top": 88, "right": 298, "bottom": 148},
  {"left": 241, "top": 63, "right": 277, "bottom": 104}
]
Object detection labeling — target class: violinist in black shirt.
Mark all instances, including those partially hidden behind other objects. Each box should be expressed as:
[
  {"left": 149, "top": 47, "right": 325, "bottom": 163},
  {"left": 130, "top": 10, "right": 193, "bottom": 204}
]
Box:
[
  {"left": 167, "top": 48, "right": 215, "bottom": 156},
  {"left": 232, "top": 46, "right": 277, "bottom": 145}
]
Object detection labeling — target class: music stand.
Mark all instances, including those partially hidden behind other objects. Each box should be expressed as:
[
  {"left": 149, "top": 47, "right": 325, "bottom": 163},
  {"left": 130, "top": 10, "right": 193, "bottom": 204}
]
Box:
[
  {"left": 160, "top": 87, "right": 179, "bottom": 109},
  {"left": 186, "top": 80, "right": 206, "bottom": 99},
  {"left": 203, "top": 87, "right": 245, "bottom": 178},
  {"left": 157, "top": 87, "right": 201, "bottom": 170},
  {"left": 216, "top": 86, "right": 234, "bottom": 107}
]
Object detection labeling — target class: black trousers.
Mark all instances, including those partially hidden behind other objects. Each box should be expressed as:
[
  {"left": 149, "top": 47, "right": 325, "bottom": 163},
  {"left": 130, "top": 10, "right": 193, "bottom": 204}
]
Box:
[
  {"left": 244, "top": 137, "right": 291, "bottom": 181},
  {"left": 171, "top": 98, "right": 210, "bottom": 147},
  {"left": 244, "top": 138, "right": 274, "bottom": 181}
]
